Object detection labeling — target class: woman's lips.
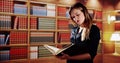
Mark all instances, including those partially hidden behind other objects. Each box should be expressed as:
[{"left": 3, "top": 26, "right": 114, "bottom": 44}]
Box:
[{"left": 77, "top": 20, "right": 79, "bottom": 23}]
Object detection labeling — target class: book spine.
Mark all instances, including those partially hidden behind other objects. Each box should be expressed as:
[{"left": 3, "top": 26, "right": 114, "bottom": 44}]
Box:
[
  {"left": 0, "top": 34, "right": 5, "bottom": 46},
  {"left": 30, "top": 46, "right": 38, "bottom": 59},
  {"left": 4, "top": 34, "right": 10, "bottom": 45}
]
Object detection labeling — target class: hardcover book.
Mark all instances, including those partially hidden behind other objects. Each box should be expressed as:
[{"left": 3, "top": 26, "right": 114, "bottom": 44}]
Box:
[
  {"left": 44, "top": 44, "right": 76, "bottom": 56},
  {"left": 44, "top": 43, "right": 88, "bottom": 56}
]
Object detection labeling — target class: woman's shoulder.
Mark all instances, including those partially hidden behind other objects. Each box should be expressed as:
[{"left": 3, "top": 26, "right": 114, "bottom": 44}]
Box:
[
  {"left": 90, "top": 24, "right": 100, "bottom": 33},
  {"left": 91, "top": 24, "right": 100, "bottom": 31}
]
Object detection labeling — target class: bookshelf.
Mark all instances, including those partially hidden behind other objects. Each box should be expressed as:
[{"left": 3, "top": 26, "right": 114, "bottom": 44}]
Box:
[
  {"left": 114, "top": 11, "right": 120, "bottom": 31},
  {"left": 0, "top": 0, "right": 103, "bottom": 63}
]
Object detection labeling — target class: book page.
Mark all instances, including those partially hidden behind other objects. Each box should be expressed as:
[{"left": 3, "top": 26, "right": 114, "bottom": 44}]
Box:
[
  {"left": 56, "top": 43, "right": 74, "bottom": 55},
  {"left": 44, "top": 44, "right": 60, "bottom": 55},
  {"left": 44, "top": 43, "right": 75, "bottom": 56}
]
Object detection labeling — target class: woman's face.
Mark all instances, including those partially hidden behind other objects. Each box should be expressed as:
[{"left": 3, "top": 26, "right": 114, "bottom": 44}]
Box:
[{"left": 70, "top": 9, "right": 85, "bottom": 26}]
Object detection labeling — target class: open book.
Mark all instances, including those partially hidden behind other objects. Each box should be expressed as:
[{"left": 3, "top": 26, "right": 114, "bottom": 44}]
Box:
[{"left": 43, "top": 44, "right": 75, "bottom": 56}]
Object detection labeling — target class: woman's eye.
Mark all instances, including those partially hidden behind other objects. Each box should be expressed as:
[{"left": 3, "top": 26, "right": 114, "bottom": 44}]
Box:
[{"left": 72, "top": 16, "right": 75, "bottom": 19}]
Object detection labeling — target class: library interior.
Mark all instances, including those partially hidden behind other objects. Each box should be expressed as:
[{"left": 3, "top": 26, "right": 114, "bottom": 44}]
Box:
[{"left": 0, "top": 0, "right": 120, "bottom": 63}]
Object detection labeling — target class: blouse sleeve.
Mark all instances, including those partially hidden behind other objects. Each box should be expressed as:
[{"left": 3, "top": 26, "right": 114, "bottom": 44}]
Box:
[{"left": 88, "top": 25, "right": 100, "bottom": 59}]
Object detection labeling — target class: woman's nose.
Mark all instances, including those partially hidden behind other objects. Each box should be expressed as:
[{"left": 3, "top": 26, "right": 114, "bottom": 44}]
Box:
[{"left": 74, "top": 17, "right": 78, "bottom": 22}]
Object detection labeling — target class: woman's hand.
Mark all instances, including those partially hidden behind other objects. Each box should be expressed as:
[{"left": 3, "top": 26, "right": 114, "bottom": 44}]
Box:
[{"left": 56, "top": 53, "right": 70, "bottom": 60}]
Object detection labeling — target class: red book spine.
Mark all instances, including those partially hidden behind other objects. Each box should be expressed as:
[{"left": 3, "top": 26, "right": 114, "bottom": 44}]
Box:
[
  {"left": 57, "top": 20, "right": 69, "bottom": 29},
  {"left": 0, "top": 1, "right": 2, "bottom": 12},
  {"left": 10, "top": 47, "right": 28, "bottom": 60},
  {"left": 14, "top": 16, "right": 19, "bottom": 29},
  {"left": 10, "top": 31, "right": 27, "bottom": 44},
  {"left": 1, "top": 0, "right": 13, "bottom": 13},
  {"left": 30, "top": 17, "right": 37, "bottom": 29},
  {"left": 94, "top": 10, "right": 102, "bottom": 20},
  {"left": 57, "top": 6, "right": 67, "bottom": 16},
  {"left": 18, "top": 16, "right": 27, "bottom": 29},
  {"left": 58, "top": 32, "right": 70, "bottom": 42},
  {"left": 115, "top": 23, "right": 120, "bottom": 31}
]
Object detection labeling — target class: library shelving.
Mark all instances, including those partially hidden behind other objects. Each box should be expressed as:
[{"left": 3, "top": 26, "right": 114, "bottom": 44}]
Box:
[
  {"left": 114, "top": 11, "right": 120, "bottom": 31},
  {"left": 0, "top": 0, "right": 103, "bottom": 63}
]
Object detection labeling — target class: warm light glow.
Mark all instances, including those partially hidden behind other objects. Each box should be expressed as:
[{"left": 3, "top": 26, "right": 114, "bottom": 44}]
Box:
[
  {"left": 86, "top": 0, "right": 101, "bottom": 8},
  {"left": 59, "top": 0, "right": 75, "bottom": 5},
  {"left": 107, "top": 15, "right": 116, "bottom": 24},
  {"left": 110, "top": 32, "right": 120, "bottom": 54},
  {"left": 107, "top": 14, "right": 111, "bottom": 24},
  {"left": 110, "top": 16, "right": 116, "bottom": 21},
  {"left": 115, "top": 1, "right": 120, "bottom": 9},
  {"left": 110, "top": 33, "right": 120, "bottom": 41}
]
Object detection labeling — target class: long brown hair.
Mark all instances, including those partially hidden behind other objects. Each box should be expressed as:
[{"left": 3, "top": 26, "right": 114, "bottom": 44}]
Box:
[{"left": 69, "top": 2, "right": 93, "bottom": 40}]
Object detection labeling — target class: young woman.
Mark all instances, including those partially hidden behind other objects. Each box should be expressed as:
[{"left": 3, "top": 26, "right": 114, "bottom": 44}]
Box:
[{"left": 56, "top": 2, "right": 100, "bottom": 63}]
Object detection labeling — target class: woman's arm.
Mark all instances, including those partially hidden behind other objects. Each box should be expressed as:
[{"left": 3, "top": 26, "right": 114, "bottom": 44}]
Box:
[{"left": 56, "top": 53, "right": 91, "bottom": 60}]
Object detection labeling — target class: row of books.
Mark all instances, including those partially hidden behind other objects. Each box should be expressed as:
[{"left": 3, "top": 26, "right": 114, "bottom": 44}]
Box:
[
  {"left": 30, "top": 17, "right": 71, "bottom": 30},
  {"left": 115, "top": 22, "right": 120, "bottom": 31},
  {"left": 0, "top": 15, "right": 71, "bottom": 30},
  {"left": 13, "top": 16, "right": 28, "bottom": 30},
  {"left": 57, "top": 32, "right": 70, "bottom": 43},
  {"left": 30, "top": 45, "right": 69, "bottom": 59},
  {"left": 0, "top": 15, "right": 11, "bottom": 29},
  {"left": 30, "top": 32, "right": 70, "bottom": 43},
  {"left": 0, "top": 0, "right": 13, "bottom": 13},
  {"left": 88, "top": 9, "right": 102, "bottom": 20},
  {"left": 0, "top": 0, "right": 69, "bottom": 17},
  {"left": 0, "top": 46, "right": 51, "bottom": 61},
  {"left": 93, "top": 20, "right": 120, "bottom": 31},
  {"left": 30, "top": 32, "right": 54, "bottom": 43},
  {"left": 115, "top": 12, "right": 120, "bottom": 21},
  {"left": 38, "top": 18, "right": 55, "bottom": 30},
  {"left": 0, "top": 31, "right": 70, "bottom": 45},
  {"left": 14, "top": 4, "right": 27, "bottom": 14},
  {"left": 0, "top": 34, "right": 9, "bottom": 46},
  {"left": 57, "top": 6, "right": 70, "bottom": 17},
  {"left": 57, "top": 19, "right": 70, "bottom": 30},
  {"left": 31, "top": 5, "right": 47, "bottom": 16},
  {"left": 0, "top": 47, "right": 27, "bottom": 61},
  {"left": 115, "top": 15, "right": 120, "bottom": 21},
  {"left": 0, "top": 31, "right": 28, "bottom": 45},
  {"left": 0, "top": 43, "right": 102, "bottom": 61},
  {"left": 30, "top": 4, "right": 56, "bottom": 16},
  {"left": 0, "top": 1, "right": 104, "bottom": 25},
  {"left": 38, "top": 46, "right": 53, "bottom": 57},
  {"left": 30, "top": 42, "right": 103, "bottom": 59},
  {"left": 30, "top": 17, "right": 37, "bottom": 29},
  {"left": 0, "top": 0, "right": 107, "bottom": 20},
  {"left": 0, "top": 46, "right": 54, "bottom": 61},
  {"left": 10, "top": 31, "right": 28, "bottom": 44},
  {"left": 0, "top": 50, "right": 9, "bottom": 61},
  {"left": 0, "top": 15, "right": 28, "bottom": 30}
]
